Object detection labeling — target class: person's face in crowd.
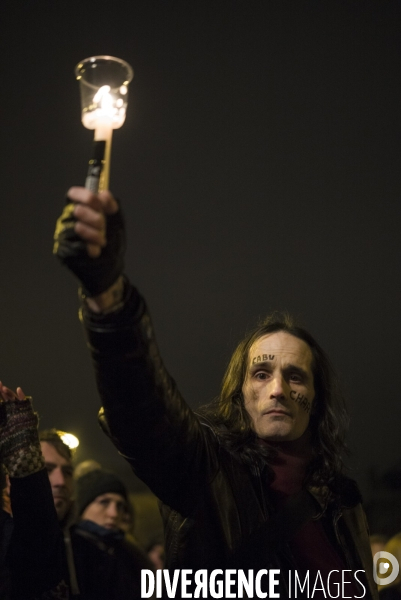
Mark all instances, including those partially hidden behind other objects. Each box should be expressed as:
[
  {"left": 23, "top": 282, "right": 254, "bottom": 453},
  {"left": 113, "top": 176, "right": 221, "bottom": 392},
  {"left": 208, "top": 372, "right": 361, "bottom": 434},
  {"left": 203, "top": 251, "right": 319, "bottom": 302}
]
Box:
[
  {"left": 40, "top": 441, "right": 74, "bottom": 521},
  {"left": 82, "top": 492, "right": 127, "bottom": 530},
  {"left": 242, "top": 331, "right": 315, "bottom": 441}
]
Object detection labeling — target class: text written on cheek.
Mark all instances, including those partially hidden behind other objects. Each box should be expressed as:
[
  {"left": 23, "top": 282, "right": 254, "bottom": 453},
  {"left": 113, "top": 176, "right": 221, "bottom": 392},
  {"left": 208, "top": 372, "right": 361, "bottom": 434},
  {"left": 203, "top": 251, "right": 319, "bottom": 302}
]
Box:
[{"left": 290, "top": 391, "right": 311, "bottom": 414}]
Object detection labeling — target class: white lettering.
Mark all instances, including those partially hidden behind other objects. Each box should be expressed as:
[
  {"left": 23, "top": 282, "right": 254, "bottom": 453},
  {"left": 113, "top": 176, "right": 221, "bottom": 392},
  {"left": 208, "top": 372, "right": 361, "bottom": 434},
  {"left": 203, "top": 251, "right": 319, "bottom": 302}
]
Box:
[
  {"left": 255, "top": 569, "right": 267, "bottom": 599},
  {"left": 353, "top": 570, "right": 367, "bottom": 598},
  {"left": 238, "top": 570, "right": 254, "bottom": 598},
  {"left": 311, "top": 571, "right": 326, "bottom": 598},
  {"left": 142, "top": 568, "right": 368, "bottom": 599},
  {"left": 194, "top": 570, "right": 208, "bottom": 598},
  {"left": 164, "top": 570, "right": 180, "bottom": 598},
  {"left": 181, "top": 570, "right": 193, "bottom": 598},
  {"left": 156, "top": 569, "right": 162, "bottom": 598},
  {"left": 326, "top": 570, "right": 339, "bottom": 598},
  {"left": 295, "top": 570, "right": 310, "bottom": 596},
  {"left": 341, "top": 570, "right": 352, "bottom": 599},
  {"left": 141, "top": 570, "right": 154, "bottom": 598},
  {"left": 209, "top": 570, "right": 223, "bottom": 598},
  {"left": 225, "top": 570, "right": 236, "bottom": 598},
  {"left": 269, "top": 569, "right": 280, "bottom": 598}
]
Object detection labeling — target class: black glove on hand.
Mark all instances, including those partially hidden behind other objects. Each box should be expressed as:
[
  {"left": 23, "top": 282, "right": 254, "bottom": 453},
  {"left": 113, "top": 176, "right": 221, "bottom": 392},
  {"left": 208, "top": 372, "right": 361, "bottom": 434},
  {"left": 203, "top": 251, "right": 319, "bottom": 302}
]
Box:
[{"left": 53, "top": 199, "right": 126, "bottom": 296}]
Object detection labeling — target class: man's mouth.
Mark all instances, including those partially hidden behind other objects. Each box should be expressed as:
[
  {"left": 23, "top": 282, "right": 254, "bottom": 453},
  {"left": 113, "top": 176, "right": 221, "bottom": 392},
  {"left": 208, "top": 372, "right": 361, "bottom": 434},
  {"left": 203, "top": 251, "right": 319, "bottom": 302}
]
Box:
[{"left": 264, "top": 409, "right": 291, "bottom": 416}]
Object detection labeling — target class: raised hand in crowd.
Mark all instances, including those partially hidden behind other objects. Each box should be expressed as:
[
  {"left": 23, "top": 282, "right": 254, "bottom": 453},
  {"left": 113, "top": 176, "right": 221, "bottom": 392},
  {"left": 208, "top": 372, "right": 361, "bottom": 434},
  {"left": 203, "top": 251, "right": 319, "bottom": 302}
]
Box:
[
  {"left": 53, "top": 187, "right": 126, "bottom": 314},
  {"left": 0, "top": 382, "right": 67, "bottom": 600}
]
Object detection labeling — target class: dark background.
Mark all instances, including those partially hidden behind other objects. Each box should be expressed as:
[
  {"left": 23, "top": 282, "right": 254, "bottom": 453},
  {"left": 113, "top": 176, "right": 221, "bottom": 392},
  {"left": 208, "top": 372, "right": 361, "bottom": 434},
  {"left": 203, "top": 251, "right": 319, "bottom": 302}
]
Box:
[{"left": 1, "top": 1, "right": 401, "bottom": 505}]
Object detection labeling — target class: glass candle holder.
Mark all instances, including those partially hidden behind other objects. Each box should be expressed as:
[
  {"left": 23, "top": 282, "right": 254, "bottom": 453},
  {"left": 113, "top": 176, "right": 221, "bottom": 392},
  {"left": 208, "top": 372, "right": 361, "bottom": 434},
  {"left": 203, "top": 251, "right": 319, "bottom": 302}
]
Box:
[{"left": 75, "top": 55, "right": 134, "bottom": 133}]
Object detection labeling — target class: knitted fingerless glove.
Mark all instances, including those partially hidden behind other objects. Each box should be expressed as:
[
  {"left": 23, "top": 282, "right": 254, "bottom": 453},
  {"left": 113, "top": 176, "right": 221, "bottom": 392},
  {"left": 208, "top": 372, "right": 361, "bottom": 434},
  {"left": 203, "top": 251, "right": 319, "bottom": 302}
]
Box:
[{"left": 0, "top": 398, "right": 45, "bottom": 478}]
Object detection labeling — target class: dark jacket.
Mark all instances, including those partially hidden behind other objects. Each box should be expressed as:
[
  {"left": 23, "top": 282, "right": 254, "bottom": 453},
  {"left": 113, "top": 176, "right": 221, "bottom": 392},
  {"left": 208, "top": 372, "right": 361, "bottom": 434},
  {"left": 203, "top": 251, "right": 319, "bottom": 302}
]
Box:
[
  {"left": 69, "top": 520, "right": 153, "bottom": 600},
  {"left": 81, "top": 284, "right": 378, "bottom": 599},
  {"left": 1, "top": 469, "right": 65, "bottom": 600}
]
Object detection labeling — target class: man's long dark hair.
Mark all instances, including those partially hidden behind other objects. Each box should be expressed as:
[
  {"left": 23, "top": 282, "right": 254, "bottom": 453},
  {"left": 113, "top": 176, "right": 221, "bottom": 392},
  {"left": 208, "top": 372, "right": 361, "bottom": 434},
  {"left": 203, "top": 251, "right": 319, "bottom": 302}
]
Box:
[{"left": 199, "top": 313, "right": 349, "bottom": 488}]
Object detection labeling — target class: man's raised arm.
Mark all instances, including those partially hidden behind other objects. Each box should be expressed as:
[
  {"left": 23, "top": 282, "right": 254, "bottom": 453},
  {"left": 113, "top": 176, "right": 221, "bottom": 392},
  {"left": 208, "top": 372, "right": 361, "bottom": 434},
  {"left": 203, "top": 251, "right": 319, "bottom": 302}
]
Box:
[{"left": 53, "top": 189, "right": 216, "bottom": 511}]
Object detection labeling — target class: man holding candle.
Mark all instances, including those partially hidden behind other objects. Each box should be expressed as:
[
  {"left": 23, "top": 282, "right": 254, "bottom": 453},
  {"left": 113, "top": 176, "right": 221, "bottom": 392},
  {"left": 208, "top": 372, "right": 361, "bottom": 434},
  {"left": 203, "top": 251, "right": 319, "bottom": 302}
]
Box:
[{"left": 54, "top": 187, "right": 378, "bottom": 599}]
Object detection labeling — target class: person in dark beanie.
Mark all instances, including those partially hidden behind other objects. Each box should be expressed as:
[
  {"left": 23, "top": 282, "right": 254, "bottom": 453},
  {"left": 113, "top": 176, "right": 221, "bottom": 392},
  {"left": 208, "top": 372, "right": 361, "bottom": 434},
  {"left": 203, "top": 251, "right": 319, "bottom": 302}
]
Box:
[
  {"left": 76, "top": 469, "right": 128, "bottom": 525},
  {"left": 70, "top": 468, "right": 154, "bottom": 600}
]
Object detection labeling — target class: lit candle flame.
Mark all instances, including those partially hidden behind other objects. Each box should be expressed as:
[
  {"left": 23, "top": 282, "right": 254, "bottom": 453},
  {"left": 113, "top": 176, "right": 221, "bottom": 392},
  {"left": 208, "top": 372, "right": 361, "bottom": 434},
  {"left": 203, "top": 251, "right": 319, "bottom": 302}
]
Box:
[{"left": 93, "top": 85, "right": 114, "bottom": 119}]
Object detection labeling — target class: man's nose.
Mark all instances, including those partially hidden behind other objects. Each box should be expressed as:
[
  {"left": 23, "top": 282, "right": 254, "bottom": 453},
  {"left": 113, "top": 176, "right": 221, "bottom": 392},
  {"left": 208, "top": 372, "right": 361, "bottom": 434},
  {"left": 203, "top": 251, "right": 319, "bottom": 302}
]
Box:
[
  {"left": 51, "top": 468, "right": 66, "bottom": 487},
  {"left": 269, "top": 373, "right": 286, "bottom": 398}
]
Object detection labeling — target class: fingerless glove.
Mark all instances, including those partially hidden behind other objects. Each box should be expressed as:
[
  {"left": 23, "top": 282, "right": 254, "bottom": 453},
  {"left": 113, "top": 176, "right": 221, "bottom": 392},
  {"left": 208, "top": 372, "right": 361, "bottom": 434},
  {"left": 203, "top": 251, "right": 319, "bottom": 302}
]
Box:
[
  {"left": 53, "top": 200, "right": 126, "bottom": 296},
  {"left": 0, "top": 398, "right": 45, "bottom": 478}
]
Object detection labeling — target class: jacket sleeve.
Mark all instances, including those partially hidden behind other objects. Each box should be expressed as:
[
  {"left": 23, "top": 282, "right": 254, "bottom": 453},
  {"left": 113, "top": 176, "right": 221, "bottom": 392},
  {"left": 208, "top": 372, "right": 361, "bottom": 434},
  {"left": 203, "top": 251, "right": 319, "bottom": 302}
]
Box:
[
  {"left": 80, "top": 283, "right": 218, "bottom": 513},
  {"left": 8, "top": 469, "right": 65, "bottom": 599}
]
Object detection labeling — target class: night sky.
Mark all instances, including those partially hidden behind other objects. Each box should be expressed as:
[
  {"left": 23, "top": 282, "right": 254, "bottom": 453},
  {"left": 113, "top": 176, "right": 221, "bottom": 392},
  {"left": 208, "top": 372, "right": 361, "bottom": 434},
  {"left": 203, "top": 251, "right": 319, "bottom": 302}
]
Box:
[{"left": 2, "top": 0, "right": 401, "bottom": 495}]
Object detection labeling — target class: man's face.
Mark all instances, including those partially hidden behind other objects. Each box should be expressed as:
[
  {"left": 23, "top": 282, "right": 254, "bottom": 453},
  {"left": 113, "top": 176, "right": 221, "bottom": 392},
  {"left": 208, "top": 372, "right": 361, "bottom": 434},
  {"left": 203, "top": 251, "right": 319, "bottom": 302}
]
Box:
[
  {"left": 40, "top": 441, "right": 74, "bottom": 521},
  {"left": 242, "top": 331, "right": 315, "bottom": 441},
  {"left": 81, "top": 492, "right": 127, "bottom": 530}
]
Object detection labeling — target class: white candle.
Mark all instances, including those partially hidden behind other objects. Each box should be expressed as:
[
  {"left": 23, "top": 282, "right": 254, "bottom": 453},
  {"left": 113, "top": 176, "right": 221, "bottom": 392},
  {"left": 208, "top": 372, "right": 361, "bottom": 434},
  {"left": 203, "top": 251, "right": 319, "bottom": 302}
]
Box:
[
  {"left": 82, "top": 84, "right": 126, "bottom": 134},
  {"left": 94, "top": 118, "right": 113, "bottom": 142}
]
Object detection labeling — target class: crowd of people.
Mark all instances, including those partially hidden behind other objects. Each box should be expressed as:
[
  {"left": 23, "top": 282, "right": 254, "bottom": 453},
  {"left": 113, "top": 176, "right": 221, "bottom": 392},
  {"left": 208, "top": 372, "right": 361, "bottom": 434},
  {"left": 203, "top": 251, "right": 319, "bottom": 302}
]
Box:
[
  {"left": 0, "top": 186, "right": 400, "bottom": 598},
  {"left": 0, "top": 383, "right": 158, "bottom": 599}
]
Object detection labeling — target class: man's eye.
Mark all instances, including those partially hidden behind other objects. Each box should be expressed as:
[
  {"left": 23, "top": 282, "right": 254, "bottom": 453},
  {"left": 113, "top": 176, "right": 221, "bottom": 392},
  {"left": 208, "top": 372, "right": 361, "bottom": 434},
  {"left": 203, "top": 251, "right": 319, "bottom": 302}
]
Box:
[
  {"left": 255, "top": 372, "right": 268, "bottom": 380},
  {"left": 290, "top": 374, "right": 302, "bottom": 383}
]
